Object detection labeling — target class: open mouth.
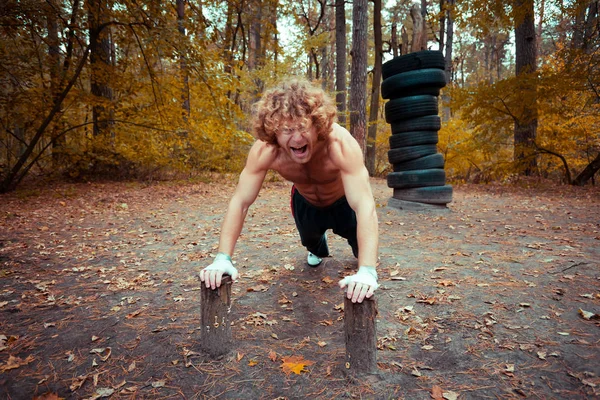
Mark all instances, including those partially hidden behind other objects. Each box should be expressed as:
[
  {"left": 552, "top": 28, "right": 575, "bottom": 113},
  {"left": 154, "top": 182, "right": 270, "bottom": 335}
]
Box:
[{"left": 291, "top": 145, "right": 308, "bottom": 157}]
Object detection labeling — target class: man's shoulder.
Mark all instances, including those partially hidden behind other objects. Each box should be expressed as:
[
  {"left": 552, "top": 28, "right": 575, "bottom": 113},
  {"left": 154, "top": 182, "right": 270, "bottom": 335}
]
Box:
[
  {"left": 249, "top": 140, "right": 279, "bottom": 169},
  {"left": 328, "top": 124, "right": 361, "bottom": 153},
  {"left": 330, "top": 123, "right": 352, "bottom": 139}
]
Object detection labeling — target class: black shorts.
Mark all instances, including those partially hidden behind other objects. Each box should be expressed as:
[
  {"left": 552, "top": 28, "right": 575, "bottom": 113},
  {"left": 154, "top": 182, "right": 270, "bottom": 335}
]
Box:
[{"left": 290, "top": 186, "right": 358, "bottom": 258}]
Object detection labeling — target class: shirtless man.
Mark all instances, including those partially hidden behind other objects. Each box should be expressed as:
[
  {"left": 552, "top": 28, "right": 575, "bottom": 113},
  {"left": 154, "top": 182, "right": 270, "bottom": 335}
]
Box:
[{"left": 199, "top": 79, "right": 379, "bottom": 303}]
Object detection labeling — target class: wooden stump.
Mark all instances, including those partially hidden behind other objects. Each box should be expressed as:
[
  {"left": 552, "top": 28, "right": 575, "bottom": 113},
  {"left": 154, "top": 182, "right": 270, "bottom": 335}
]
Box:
[
  {"left": 344, "top": 296, "right": 377, "bottom": 375},
  {"left": 200, "top": 275, "right": 232, "bottom": 358}
]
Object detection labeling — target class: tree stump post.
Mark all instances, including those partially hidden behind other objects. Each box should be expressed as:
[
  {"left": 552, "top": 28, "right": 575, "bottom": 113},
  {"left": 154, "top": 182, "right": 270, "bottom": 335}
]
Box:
[
  {"left": 200, "top": 275, "right": 232, "bottom": 358},
  {"left": 344, "top": 296, "right": 377, "bottom": 374}
]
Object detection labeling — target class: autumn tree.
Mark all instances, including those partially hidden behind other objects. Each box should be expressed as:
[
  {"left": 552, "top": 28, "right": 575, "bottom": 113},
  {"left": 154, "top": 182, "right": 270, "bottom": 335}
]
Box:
[
  {"left": 88, "top": 0, "right": 115, "bottom": 144},
  {"left": 366, "top": 0, "right": 383, "bottom": 175},
  {"left": 513, "top": 0, "right": 538, "bottom": 176},
  {"left": 349, "top": 0, "right": 368, "bottom": 152},
  {"left": 335, "top": 0, "right": 348, "bottom": 126}
]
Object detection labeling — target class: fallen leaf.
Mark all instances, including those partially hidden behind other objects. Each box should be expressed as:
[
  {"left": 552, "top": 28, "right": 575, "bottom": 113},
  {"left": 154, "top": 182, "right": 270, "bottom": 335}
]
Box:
[
  {"left": 322, "top": 276, "right": 334, "bottom": 284},
  {"left": 70, "top": 375, "right": 88, "bottom": 391},
  {"left": 90, "top": 347, "right": 111, "bottom": 362},
  {"left": 0, "top": 354, "right": 34, "bottom": 372},
  {"left": 236, "top": 352, "right": 245, "bottom": 362},
  {"left": 281, "top": 355, "right": 314, "bottom": 375},
  {"left": 578, "top": 309, "right": 598, "bottom": 320},
  {"left": 248, "top": 359, "right": 258, "bottom": 366},
  {"left": 85, "top": 387, "right": 115, "bottom": 400},
  {"left": 151, "top": 380, "right": 165, "bottom": 388},
  {"left": 443, "top": 391, "right": 459, "bottom": 400},
  {"left": 33, "top": 393, "right": 63, "bottom": 400},
  {"left": 431, "top": 385, "right": 444, "bottom": 399},
  {"left": 317, "top": 341, "right": 327, "bottom": 347},
  {"left": 247, "top": 285, "right": 269, "bottom": 292},
  {"left": 271, "top": 333, "right": 279, "bottom": 340},
  {"left": 269, "top": 350, "right": 277, "bottom": 362},
  {"left": 411, "top": 367, "right": 422, "bottom": 377}
]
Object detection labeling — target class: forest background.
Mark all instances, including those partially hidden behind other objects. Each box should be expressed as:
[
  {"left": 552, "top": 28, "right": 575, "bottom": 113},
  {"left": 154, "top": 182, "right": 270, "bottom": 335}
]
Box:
[{"left": 0, "top": 0, "right": 598, "bottom": 193}]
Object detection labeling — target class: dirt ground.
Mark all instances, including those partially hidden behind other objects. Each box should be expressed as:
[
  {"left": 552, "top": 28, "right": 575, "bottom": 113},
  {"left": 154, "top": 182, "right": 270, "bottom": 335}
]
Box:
[{"left": 1, "top": 177, "right": 599, "bottom": 400}]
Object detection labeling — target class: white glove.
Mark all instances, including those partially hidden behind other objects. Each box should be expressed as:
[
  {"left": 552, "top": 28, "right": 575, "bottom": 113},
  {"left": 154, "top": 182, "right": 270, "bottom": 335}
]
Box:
[
  {"left": 339, "top": 266, "right": 379, "bottom": 303},
  {"left": 199, "top": 253, "right": 239, "bottom": 289}
]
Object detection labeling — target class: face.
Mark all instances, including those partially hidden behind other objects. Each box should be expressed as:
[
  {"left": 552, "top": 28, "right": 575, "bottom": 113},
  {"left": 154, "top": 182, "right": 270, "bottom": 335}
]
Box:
[{"left": 275, "top": 119, "right": 319, "bottom": 164}]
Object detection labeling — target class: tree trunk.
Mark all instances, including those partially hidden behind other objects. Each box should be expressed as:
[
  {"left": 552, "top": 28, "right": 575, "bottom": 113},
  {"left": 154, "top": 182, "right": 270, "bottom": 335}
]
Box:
[
  {"left": 441, "top": 0, "right": 454, "bottom": 121},
  {"left": 410, "top": 4, "right": 426, "bottom": 52},
  {"left": 421, "top": 0, "right": 428, "bottom": 47},
  {"left": 320, "top": 3, "right": 333, "bottom": 90},
  {"left": 439, "top": 0, "right": 446, "bottom": 52},
  {"left": 391, "top": 19, "right": 399, "bottom": 58},
  {"left": 344, "top": 296, "right": 377, "bottom": 375},
  {"left": 349, "top": 0, "right": 368, "bottom": 152},
  {"left": 571, "top": 1, "right": 587, "bottom": 50},
  {"left": 88, "top": 0, "right": 114, "bottom": 140},
  {"left": 572, "top": 151, "right": 600, "bottom": 186},
  {"left": 335, "top": 0, "right": 347, "bottom": 127},
  {"left": 177, "top": 0, "right": 190, "bottom": 122},
  {"left": 200, "top": 276, "right": 233, "bottom": 358},
  {"left": 537, "top": 0, "right": 545, "bottom": 57},
  {"left": 583, "top": 1, "right": 598, "bottom": 52},
  {"left": 247, "top": 0, "right": 262, "bottom": 71},
  {"left": 401, "top": 26, "right": 409, "bottom": 55},
  {"left": 513, "top": 0, "right": 538, "bottom": 176},
  {"left": 46, "top": 0, "right": 65, "bottom": 166},
  {"left": 366, "top": 0, "right": 382, "bottom": 175},
  {"left": 444, "top": 0, "right": 454, "bottom": 81}
]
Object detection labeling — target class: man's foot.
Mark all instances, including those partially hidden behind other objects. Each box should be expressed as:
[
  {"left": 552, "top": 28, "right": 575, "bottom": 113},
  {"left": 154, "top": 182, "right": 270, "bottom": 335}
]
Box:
[{"left": 307, "top": 252, "right": 323, "bottom": 267}]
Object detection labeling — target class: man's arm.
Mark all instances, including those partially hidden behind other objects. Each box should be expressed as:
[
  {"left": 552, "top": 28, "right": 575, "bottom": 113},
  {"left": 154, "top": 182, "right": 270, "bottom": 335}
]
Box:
[
  {"left": 200, "top": 141, "right": 275, "bottom": 289},
  {"left": 330, "top": 125, "right": 379, "bottom": 303}
]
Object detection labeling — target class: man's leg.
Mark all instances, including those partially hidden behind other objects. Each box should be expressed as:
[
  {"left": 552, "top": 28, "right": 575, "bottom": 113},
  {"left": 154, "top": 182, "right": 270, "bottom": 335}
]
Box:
[
  {"left": 332, "top": 197, "right": 359, "bottom": 258},
  {"left": 291, "top": 188, "right": 329, "bottom": 261}
]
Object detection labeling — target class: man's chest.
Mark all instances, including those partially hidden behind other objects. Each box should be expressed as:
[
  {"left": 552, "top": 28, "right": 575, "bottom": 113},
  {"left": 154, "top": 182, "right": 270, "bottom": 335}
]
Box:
[{"left": 273, "top": 160, "right": 340, "bottom": 185}]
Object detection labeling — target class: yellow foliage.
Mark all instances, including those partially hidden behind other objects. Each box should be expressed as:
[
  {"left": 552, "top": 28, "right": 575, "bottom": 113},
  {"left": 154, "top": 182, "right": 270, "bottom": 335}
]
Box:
[{"left": 443, "top": 44, "right": 600, "bottom": 184}]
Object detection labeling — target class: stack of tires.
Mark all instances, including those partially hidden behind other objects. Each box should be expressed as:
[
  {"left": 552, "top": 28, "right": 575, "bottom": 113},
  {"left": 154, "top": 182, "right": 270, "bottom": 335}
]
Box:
[{"left": 381, "top": 50, "right": 452, "bottom": 207}]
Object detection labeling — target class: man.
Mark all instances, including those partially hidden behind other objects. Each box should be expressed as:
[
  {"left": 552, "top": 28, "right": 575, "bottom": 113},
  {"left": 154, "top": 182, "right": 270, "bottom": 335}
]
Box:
[{"left": 200, "top": 79, "right": 379, "bottom": 303}]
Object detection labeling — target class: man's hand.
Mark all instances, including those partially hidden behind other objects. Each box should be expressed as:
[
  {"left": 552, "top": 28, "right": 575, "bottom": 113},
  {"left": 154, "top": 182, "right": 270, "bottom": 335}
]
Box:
[
  {"left": 199, "top": 253, "right": 239, "bottom": 289},
  {"left": 338, "top": 266, "right": 379, "bottom": 303}
]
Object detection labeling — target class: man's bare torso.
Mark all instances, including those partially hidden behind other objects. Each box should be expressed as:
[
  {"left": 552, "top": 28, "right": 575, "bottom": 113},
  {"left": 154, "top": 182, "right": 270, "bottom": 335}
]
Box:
[{"left": 268, "top": 130, "right": 346, "bottom": 207}]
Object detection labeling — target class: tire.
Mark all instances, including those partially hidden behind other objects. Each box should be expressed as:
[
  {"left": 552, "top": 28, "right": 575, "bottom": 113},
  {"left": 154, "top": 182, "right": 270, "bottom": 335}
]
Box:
[
  {"left": 386, "top": 86, "right": 441, "bottom": 99},
  {"left": 382, "top": 50, "right": 445, "bottom": 80},
  {"left": 387, "top": 169, "right": 446, "bottom": 189},
  {"left": 388, "top": 144, "right": 437, "bottom": 164},
  {"left": 385, "top": 95, "right": 439, "bottom": 123},
  {"left": 381, "top": 69, "right": 447, "bottom": 99},
  {"left": 393, "top": 153, "right": 445, "bottom": 172},
  {"left": 391, "top": 115, "right": 441, "bottom": 134},
  {"left": 389, "top": 130, "right": 438, "bottom": 149},
  {"left": 393, "top": 185, "right": 453, "bottom": 204}
]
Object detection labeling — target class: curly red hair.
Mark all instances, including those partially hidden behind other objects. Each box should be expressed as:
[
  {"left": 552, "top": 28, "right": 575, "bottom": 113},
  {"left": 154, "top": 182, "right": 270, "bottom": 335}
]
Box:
[{"left": 252, "top": 79, "right": 337, "bottom": 145}]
